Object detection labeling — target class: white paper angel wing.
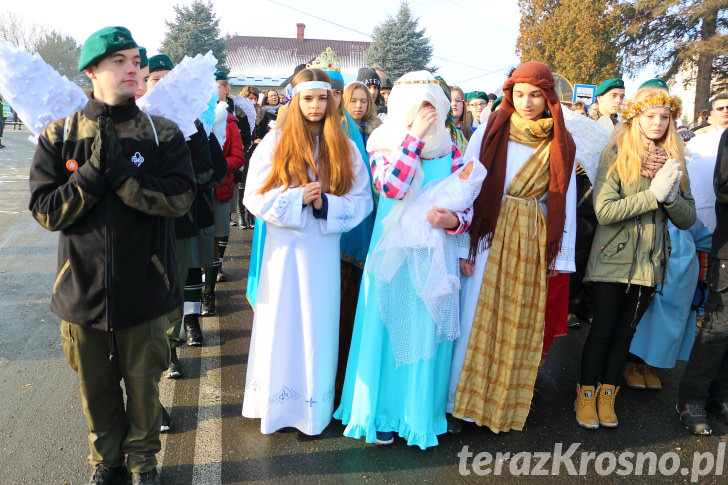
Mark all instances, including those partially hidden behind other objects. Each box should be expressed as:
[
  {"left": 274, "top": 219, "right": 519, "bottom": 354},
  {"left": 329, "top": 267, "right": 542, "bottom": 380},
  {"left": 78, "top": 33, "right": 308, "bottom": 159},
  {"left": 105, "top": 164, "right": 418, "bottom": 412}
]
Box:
[
  {"left": 0, "top": 41, "right": 88, "bottom": 141},
  {"left": 233, "top": 96, "right": 256, "bottom": 135},
  {"left": 137, "top": 51, "right": 218, "bottom": 140},
  {"left": 561, "top": 104, "right": 611, "bottom": 185}
]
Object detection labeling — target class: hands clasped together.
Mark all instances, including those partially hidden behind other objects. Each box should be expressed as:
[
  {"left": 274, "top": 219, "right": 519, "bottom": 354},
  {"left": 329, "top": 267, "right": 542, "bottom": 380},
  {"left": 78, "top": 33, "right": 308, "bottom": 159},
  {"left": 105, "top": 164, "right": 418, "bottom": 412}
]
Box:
[
  {"left": 89, "top": 116, "right": 124, "bottom": 175},
  {"left": 303, "top": 181, "right": 323, "bottom": 210},
  {"left": 648, "top": 158, "right": 683, "bottom": 204}
]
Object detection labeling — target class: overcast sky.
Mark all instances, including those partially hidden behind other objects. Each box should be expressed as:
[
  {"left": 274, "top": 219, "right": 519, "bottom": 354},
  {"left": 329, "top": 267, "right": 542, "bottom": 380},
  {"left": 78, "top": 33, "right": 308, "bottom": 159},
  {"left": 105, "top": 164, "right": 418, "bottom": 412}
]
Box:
[{"left": 5, "top": 0, "right": 655, "bottom": 93}]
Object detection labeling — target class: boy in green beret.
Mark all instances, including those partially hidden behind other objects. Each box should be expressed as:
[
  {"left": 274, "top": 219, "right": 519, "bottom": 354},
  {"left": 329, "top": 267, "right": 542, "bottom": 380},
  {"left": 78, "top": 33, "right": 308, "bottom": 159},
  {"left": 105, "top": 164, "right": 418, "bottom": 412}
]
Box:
[
  {"left": 146, "top": 53, "right": 222, "bottom": 358},
  {"left": 466, "top": 91, "right": 488, "bottom": 127},
  {"left": 29, "top": 26, "right": 196, "bottom": 485},
  {"left": 639, "top": 78, "right": 668, "bottom": 91},
  {"left": 594, "top": 77, "right": 625, "bottom": 132},
  {"left": 135, "top": 46, "right": 149, "bottom": 99}
]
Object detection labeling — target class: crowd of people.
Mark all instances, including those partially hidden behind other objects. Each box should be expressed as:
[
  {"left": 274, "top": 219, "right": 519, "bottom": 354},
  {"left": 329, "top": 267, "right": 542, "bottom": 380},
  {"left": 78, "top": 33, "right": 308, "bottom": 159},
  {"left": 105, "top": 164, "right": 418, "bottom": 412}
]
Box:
[{"left": 25, "top": 25, "right": 728, "bottom": 484}]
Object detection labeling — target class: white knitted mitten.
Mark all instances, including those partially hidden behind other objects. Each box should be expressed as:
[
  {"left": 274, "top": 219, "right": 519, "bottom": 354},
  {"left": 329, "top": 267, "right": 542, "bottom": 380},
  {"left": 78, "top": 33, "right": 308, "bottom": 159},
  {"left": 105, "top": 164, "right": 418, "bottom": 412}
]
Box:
[
  {"left": 664, "top": 169, "right": 683, "bottom": 204},
  {"left": 649, "top": 159, "right": 678, "bottom": 203}
]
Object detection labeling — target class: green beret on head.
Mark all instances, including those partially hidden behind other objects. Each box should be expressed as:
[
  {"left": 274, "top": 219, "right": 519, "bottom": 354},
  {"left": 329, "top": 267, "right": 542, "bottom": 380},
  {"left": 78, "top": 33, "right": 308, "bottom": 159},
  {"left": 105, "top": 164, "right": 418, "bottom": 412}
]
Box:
[
  {"left": 78, "top": 26, "right": 137, "bottom": 71},
  {"left": 466, "top": 91, "right": 488, "bottom": 102},
  {"left": 638, "top": 78, "right": 668, "bottom": 91},
  {"left": 138, "top": 47, "right": 148, "bottom": 69},
  {"left": 595, "top": 78, "right": 625, "bottom": 97},
  {"left": 215, "top": 71, "right": 228, "bottom": 81},
  {"left": 148, "top": 54, "right": 174, "bottom": 73},
  {"left": 492, "top": 96, "right": 503, "bottom": 110}
]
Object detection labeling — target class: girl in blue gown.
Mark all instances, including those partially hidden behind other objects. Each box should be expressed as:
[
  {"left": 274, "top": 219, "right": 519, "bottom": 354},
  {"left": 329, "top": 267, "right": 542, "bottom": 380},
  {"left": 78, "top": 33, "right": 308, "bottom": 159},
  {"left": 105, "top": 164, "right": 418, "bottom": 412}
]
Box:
[{"left": 334, "top": 71, "right": 474, "bottom": 449}]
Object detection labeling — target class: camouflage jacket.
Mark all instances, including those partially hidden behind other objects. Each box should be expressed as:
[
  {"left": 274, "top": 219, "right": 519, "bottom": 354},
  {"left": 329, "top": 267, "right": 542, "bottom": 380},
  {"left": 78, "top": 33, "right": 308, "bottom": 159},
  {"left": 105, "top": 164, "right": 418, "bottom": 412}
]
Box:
[{"left": 29, "top": 96, "right": 195, "bottom": 331}]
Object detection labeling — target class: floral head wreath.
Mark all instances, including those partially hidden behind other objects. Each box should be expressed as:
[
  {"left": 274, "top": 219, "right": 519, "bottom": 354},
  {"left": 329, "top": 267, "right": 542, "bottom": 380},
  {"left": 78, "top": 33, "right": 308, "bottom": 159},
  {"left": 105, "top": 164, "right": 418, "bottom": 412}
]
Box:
[{"left": 619, "top": 92, "right": 682, "bottom": 123}]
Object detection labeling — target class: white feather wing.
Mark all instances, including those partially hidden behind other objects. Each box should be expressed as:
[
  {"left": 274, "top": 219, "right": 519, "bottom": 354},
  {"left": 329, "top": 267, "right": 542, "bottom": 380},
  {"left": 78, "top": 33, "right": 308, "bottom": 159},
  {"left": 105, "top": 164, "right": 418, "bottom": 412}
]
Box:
[
  {"left": 233, "top": 97, "right": 257, "bottom": 134},
  {"left": 561, "top": 104, "right": 610, "bottom": 184},
  {"left": 0, "top": 41, "right": 88, "bottom": 141},
  {"left": 137, "top": 51, "right": 218, "bottom": 139}
]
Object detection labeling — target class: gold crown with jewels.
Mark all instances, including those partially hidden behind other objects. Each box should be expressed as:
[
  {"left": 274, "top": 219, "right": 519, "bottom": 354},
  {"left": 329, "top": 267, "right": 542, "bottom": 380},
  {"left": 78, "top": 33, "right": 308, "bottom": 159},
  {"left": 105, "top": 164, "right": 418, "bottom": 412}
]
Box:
[{"left": 307, "top": 47, "right": 341, "bottom": 72}]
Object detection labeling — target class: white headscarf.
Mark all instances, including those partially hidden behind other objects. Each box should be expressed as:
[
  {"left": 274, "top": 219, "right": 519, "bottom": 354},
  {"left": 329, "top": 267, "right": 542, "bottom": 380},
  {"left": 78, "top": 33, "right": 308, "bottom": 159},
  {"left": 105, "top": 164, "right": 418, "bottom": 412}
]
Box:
[{"left": 366, "top": 70, "right": 452, "bottom": 160}]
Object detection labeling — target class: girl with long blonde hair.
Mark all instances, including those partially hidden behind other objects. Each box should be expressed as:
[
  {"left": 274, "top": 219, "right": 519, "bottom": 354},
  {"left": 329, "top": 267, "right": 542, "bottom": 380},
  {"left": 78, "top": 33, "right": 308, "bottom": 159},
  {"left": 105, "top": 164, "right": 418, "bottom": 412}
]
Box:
[
  {"left": 575, "top": 86, "right": 696, "bottom": 430},
  {"left": 343, "top": 81, "right": 381, "bottom": 145},
  {"left": 242, "top": 68, "right": 373, "bottom": 436}
]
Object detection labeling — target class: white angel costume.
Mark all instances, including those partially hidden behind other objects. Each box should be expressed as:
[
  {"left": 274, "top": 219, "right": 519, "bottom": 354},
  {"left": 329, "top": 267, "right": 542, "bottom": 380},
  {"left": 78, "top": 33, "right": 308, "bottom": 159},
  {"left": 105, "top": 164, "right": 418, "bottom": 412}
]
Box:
[{"left": 242, "top": 130, "right": 373, "bottom": 435}]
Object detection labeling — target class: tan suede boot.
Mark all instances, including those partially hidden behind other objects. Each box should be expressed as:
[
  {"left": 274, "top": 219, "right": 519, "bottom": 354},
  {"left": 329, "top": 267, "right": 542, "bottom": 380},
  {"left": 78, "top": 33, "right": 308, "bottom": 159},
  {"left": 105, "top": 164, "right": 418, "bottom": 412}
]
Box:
[
  {"left": 575, "top": 384, "right": 600, "bottom": 429},
  {"left": 597, "top": 383, "right": 620, "bottom": 427},
  {"left": 623, "top": 361, "right": 646, "bottom": 389},
  {"left": 642, "top": 364, "right": 662, "bottom": 390}
]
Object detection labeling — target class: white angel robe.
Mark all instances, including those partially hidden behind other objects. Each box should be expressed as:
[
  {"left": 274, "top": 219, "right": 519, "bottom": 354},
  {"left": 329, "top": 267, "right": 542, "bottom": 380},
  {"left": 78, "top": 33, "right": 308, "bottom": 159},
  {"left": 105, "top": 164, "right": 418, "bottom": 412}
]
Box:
[
  {"left": 242, "top": 130, "right": 373, "bottom": 435},
  {"left": 447, "top": 122, "right": 577, "bottom": 413}
]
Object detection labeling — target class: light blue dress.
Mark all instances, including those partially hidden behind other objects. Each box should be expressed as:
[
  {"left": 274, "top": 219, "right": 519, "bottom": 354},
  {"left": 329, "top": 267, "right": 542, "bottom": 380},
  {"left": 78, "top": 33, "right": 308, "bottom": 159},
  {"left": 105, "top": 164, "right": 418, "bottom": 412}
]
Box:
[
  {"left": 334, "top": 152, "right": 454, "bottom": 450},
  {"left": 340, "top": 112, "right": 376, "bottom": 267},
  {"left": 630, "top": 220, "right": 712, "bottom": 368},
  {"left": 246, "top": 218, "right": 266, "bottom": 310}
]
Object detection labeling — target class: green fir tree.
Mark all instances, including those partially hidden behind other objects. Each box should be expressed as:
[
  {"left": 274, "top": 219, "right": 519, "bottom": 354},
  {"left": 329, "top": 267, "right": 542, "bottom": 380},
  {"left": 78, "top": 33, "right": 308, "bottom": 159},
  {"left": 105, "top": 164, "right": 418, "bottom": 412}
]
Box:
[
  {"left": 365, "top": 1, "right": 434, "bottom": 81},
  {"left": 35, "top": 31, "right": 86, "bottom": 86},
  {"left": 160, "top": 0, "right": 227, "bottom": 72}
]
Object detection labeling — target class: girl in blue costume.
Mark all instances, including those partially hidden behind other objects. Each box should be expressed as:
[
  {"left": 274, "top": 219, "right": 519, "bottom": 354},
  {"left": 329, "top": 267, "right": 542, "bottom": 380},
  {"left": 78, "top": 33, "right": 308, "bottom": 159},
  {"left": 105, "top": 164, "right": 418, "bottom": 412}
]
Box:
[
  {"left": 334, "top": 71, "right": 473, "bottom": 449},
  {"left": 629, "top": 219, "right": 712, "bottom": 377}
]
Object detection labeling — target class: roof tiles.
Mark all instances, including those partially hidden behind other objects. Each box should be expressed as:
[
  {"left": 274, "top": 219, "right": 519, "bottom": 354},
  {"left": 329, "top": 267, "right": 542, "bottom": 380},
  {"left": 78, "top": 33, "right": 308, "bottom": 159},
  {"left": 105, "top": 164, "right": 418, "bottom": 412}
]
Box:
[{"left": 226, "top": 36, "right": 371, "bottom": 80}]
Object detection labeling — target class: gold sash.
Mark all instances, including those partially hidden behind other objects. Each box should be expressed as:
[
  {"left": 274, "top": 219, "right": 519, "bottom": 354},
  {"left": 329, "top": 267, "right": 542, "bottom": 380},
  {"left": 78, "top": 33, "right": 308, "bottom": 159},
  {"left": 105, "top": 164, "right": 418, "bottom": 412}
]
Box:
[{"left": 453, "top": 115, "right": 553, "bottom": 432}]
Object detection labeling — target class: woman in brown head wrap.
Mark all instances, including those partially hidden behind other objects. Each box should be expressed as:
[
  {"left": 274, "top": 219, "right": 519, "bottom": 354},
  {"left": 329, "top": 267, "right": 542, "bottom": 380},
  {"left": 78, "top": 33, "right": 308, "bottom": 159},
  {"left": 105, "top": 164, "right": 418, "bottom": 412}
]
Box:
[{"left": 447, "top": 62, "right": 577, "bottom": 433}]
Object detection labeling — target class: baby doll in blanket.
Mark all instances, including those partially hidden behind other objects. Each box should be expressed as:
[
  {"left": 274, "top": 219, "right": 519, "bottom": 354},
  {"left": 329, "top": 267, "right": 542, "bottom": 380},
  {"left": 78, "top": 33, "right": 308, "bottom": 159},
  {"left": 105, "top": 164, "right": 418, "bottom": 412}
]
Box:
[{"left": 368, "top": 159, "right": 486, "bottom": 365}]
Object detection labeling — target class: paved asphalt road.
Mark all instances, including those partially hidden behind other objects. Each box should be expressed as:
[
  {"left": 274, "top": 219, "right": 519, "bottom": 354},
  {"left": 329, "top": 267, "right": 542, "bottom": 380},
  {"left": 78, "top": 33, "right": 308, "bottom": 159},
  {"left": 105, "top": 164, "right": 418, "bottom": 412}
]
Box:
[{"left": 1, "top": 127, "right": 728, "bottom": 484}]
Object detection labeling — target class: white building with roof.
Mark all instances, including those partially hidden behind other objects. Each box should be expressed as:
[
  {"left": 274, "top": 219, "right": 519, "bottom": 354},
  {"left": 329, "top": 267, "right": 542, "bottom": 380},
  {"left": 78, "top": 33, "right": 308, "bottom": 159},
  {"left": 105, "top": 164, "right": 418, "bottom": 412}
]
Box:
[{"left": 225, "top": 23, "right": 370, "bottom": 89}]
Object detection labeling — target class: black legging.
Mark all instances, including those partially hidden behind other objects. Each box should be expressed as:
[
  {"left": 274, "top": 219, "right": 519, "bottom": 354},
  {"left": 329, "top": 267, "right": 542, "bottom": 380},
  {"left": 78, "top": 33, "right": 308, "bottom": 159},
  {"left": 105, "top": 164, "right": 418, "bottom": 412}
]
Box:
[{"left": 580, "top": 282, "right": 656, "bottom": 387}]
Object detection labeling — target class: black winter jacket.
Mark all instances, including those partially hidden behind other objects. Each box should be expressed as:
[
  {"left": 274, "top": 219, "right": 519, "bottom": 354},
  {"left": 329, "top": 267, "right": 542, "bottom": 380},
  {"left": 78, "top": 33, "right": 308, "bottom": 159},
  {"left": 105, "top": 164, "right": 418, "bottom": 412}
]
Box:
[{"left": 29, "top": 97, "right": 196, "bottom": 331}]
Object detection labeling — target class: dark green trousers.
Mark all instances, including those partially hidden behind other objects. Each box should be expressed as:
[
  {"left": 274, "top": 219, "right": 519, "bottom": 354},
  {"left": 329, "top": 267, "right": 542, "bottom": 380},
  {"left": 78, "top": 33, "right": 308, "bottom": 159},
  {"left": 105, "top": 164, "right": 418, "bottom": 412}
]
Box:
[
  {"left": 61, "top": 317, "right": 169, "bottom": 473},
  {"left": 167, "top": 236, "right": 192, "bottom": 350}
]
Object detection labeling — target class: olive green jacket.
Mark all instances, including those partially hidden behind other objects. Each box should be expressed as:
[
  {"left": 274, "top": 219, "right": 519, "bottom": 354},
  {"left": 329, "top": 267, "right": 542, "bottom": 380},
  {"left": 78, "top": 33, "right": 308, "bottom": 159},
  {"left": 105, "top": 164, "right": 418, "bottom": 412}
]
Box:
[{"left": 584, "top": 151, "right": 696, "bottom": 287}]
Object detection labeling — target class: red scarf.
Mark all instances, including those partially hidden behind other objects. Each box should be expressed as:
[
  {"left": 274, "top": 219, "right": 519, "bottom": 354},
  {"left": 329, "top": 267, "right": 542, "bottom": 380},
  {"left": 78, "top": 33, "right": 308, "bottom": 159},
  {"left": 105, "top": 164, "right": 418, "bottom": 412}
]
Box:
[{"left": 468, "top": 62, "right": 575, "bottom": 268}]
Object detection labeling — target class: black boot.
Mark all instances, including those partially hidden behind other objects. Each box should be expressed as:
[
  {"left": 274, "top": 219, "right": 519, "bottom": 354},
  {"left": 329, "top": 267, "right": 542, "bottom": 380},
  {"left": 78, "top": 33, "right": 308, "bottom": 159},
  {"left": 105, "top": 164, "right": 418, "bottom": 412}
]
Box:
[
  {"left": 201, "top": 291, "right": 217, "bottom": 316},
  {"left": 160, "top": 406, "right": 171, "bottom": 433},
  {"left": 184, "top": 314, "right": 203, "bottom": 346},
  {"left": 88, "top": 465, "right": 131, "bottom": 485},
  {"left": 132, "top": 469, "right": 159, "bottom": 485},
  {"left": 165, "top": 347, "right": 182, "bottom": 379}
]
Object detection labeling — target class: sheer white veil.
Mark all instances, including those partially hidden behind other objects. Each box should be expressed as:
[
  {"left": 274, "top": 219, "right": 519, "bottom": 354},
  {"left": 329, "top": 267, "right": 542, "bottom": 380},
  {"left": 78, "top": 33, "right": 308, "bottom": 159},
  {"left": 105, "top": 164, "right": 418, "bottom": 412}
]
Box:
[{"left": 366, "top": 70, "right": 452, "bottom": 160}]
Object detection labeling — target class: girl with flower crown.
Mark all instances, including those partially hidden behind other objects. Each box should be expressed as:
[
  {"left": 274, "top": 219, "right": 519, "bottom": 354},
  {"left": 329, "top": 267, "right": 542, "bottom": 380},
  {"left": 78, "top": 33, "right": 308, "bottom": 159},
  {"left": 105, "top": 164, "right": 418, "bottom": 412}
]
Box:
[
  {"left": 242, "top": 68, "right": 373, "bottom": 435},
  {"left": 574, "top": 87, "right": 696, "bottom": 430}
]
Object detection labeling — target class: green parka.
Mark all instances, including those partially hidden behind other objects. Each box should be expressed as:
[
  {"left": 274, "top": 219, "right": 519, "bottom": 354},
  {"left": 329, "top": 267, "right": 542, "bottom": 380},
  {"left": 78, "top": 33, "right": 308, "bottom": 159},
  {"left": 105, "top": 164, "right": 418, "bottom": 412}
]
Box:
[{"left": 584, "top": 150, "right": 696, "bottom": 287}]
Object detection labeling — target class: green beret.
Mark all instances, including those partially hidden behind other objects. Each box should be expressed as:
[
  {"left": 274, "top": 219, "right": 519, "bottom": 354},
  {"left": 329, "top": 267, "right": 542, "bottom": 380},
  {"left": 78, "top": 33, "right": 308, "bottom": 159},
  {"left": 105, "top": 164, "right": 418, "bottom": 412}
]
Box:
[
  {"left": 492, "top": 96, "right": 503, "bottom": 110},
  {"left": 138, "top": 47, "right": 148, "bottom": 69},
  {"left": 595, "top": 78, "right": 625, "bottom": 97},
  {"left": 78, "top": 26, "right": 137, "bottom": 71},
  {"left": 638, "top": 78, "right": 668, "bottom": 91},
  {"left": 466, "top": 91, "right": 488, "bottom": 102},
  {"left": 215, "top": 71, "right": 228, "bottom": 81},
  {"left": 149, "top": 54, "right": 174, "bottom": 73}
]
